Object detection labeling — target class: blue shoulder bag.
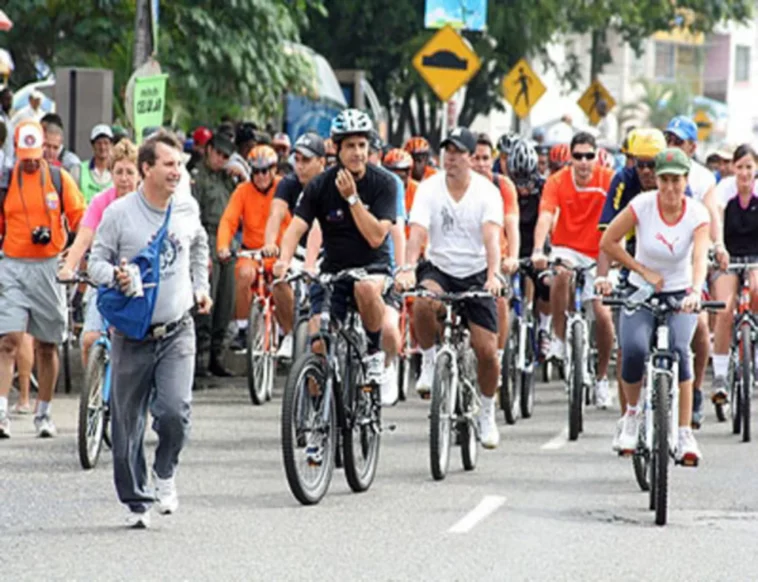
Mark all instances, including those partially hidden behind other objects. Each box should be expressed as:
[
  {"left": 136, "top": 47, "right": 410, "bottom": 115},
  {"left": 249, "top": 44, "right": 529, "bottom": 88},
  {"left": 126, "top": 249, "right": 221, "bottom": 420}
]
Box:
[{"left": 97, "top": 204, "right": 172, "bottom": 340}]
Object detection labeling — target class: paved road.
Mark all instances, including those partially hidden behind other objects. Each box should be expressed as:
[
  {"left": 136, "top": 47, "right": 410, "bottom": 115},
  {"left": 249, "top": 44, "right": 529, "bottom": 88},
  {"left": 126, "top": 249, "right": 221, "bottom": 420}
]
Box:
[{"left": 2, "top": 371, "right": 758, "bottom": 581}]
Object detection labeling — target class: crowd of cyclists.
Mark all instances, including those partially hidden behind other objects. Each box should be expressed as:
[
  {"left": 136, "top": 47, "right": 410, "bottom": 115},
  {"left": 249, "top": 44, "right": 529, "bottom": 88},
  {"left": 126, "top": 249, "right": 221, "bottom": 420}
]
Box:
[{"left": 1, "top": 97, "right": 756, "bottom": 525}]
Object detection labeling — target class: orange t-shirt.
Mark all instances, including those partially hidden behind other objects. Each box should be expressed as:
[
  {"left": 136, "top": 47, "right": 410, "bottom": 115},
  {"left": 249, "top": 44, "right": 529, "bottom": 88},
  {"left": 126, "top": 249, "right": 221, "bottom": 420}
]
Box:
[
  {"left": 539, "top": 164, "right": 613, "bottom": 259},
  {"left": 492, "top": 173, "right": 518, "bottom": 256},
  {"left": 0, "top": 163, "right": 85, "bottom": 259},
  {"left": 422, "top": 166, "right": 437, "bottom": 180},
  {"left": 216, "top": 176, "right": 288, "bottom": 251}
]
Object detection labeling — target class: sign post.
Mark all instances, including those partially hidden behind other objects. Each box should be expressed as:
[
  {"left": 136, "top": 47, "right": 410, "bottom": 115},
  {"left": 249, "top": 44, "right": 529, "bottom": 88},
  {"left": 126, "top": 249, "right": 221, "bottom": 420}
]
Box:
[{"left": 133, "top": 74, "right": 168, "bottom": 143}]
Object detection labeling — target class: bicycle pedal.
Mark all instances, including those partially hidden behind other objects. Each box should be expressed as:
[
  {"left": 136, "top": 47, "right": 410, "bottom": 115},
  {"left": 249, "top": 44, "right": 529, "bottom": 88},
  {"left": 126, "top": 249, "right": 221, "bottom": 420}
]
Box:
[{"left": 617, "top": 450, "right": 634, "bottom": 458}]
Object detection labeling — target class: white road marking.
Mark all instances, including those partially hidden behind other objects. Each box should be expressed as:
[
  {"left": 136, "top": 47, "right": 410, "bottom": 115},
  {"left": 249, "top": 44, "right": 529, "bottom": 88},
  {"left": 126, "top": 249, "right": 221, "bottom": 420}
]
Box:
[
  {"left": 541, "top": 427, "right": 568, "bottom": 450},
  {"left": 447, "top": 495, "right": 506, "bottom": 533}
]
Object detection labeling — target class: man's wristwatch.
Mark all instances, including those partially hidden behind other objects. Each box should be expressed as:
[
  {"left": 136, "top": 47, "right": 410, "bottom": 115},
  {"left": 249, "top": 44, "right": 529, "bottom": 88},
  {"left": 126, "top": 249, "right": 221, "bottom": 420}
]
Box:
[{"left": 347, "top": 194, "right": 360, "bottom": 207}]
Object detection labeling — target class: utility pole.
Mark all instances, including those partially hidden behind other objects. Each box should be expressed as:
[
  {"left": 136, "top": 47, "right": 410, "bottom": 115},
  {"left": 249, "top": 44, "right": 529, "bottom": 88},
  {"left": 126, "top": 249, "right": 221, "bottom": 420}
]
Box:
[{"left": 133, "top": 0, "right": 153, "bottom": 69}]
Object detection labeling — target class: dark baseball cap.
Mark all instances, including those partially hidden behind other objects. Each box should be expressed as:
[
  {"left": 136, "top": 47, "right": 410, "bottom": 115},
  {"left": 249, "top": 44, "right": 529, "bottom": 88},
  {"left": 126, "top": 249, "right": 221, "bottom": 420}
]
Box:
[
  {"left": 294, "top": 133, "right": 326, "bottom": 158},
  {"left": 440, "top": 127, "right": 476, "bottom": 153},
  {"left": 210, "top": 133, "right": 235, "bottom": 157}
]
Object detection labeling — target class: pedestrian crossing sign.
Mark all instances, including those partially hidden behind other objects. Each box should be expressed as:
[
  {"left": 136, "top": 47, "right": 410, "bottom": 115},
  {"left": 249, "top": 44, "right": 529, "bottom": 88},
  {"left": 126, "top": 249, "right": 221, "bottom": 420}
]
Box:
[
  {"left": 502, "top": 59, "right": 546, "bottom": 119},
  {"left": 578, "top": 79, "right": 616, "bottom": 126}
]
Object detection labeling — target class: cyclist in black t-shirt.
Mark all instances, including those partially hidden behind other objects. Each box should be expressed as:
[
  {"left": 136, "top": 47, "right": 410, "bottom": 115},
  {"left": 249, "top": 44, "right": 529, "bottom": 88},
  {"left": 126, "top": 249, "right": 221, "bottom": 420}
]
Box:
[
  {"left": 275, "top": 109, "right": 397, "bottom": 390},
  {"left": 263, "top": 133, "right": 325, "bottom": 358}
]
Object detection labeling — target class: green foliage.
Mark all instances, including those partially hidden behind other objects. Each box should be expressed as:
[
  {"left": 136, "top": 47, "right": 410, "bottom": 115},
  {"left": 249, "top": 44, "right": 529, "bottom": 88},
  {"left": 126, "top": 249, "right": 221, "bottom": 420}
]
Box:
[{"left": 619, "top": 78, "right": 716, "bottom": 130}]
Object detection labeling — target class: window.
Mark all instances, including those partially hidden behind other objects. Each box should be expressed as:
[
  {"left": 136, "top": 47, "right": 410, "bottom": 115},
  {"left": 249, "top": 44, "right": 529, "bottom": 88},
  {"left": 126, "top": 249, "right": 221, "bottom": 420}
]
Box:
[
  {"left": 735, "top": 45, "right": 751, "bottom": 83},
  {"left": 655, "top": 42, "right": 675, "bottom": 80}
]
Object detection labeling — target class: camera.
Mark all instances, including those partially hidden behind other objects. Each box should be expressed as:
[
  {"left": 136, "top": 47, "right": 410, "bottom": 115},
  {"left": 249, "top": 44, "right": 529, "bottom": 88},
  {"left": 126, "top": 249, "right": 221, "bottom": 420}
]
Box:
[{"left": 31, "top": 226, "right": 52, "bottom": 245}]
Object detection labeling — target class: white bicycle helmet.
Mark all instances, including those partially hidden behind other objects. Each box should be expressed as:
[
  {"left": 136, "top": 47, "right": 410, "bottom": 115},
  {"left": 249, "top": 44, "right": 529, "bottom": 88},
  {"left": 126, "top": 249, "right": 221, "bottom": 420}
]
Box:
[
  {"left": 497, "top": 132, "right": 518, "bottom": 156},
  {"left": 508, "top": 139, "right": 538, "bottom": 180},
  {"left": 330, "top": 109, "right": 374, "bottom": 143}
]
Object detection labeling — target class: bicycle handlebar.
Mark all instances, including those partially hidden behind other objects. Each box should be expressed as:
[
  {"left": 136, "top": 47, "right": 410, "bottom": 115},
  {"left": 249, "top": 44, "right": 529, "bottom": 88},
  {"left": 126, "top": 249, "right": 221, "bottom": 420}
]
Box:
[
  {"left": 56, "top": 273, "right": 96, "bottom": 287},
  {"left": 602, "top": 296, "right": 725, "bottom": 313},
  {"left": 402, "top": 288, "right": 496, "bottom": 302}
]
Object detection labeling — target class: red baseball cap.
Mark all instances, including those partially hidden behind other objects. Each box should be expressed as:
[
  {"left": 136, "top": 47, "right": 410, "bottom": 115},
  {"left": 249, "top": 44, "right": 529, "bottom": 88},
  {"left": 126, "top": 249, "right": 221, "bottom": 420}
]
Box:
[{"left": 192, "top": 126, "right": 212, "bottom": 148}]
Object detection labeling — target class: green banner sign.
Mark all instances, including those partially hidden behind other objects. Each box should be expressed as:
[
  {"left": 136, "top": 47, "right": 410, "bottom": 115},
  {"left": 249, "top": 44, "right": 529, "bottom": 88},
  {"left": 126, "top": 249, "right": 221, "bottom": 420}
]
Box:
[{"left": 133, "top": 74, "right": 168, "bottom": 144}]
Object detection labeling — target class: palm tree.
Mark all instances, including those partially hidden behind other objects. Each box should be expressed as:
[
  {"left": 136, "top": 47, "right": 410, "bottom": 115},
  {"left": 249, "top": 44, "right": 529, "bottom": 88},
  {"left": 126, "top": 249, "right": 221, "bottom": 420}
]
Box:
[{"left": 619, "top": 78, "right": 707, "bottom": 130}]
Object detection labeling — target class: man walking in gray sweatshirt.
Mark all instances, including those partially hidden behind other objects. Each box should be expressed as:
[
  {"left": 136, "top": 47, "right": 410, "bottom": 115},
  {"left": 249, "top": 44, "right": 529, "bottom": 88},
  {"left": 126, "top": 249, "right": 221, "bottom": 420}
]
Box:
[{"left": 89, "top": 131, "right": 212, "bottom": 529}]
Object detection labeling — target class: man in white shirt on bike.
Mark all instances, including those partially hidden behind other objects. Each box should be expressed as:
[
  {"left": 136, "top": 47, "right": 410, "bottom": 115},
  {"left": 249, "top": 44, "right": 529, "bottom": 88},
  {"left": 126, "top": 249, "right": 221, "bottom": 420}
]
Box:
[{"left": 396, "top": 127, "right": 505, "bottom": 448}]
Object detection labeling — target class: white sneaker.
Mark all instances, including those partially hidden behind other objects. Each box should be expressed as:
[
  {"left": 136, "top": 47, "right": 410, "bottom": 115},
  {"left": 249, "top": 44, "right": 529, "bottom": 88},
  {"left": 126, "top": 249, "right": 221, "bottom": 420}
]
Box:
[
  {"left": 152, "top": 470, "right": 179, "bottom": 515},
  {"left": 125, "top": 508, "right": 151, "bottom": 529},
  {"left": 381, "top": 359, "right": 398, "bottom": 407},
  {"left": 595, "top": 378, "right": 612, "bottom": 410},
  {"left": 546, "top": 338, "right": 565, "bottom": 362},
  {"left": 611, "top": 417, "right": 624, "bottom": 452},
  {"left": 0, "top": 411, "right": 10, "bottom": 438},
  {"left": 363, "top": 352, "right": 386, "bottom": 387},
  {"left": 34, "top": 415, "right": 57, "bottom": 438},
  {"left": 676, "top": 428, "right": 702, "bottom": 466},
  {"left": 617, "top": 411, "right": 641, "bottom": 454},
  {"left": 478, "top": 404, "right": 500, "bottom": 449},
  {"left": 416, "top": 351, "right": 436, "bottom": 398},
  {"left": 277, "top": 334, "right": 294, "bottom": 359}
]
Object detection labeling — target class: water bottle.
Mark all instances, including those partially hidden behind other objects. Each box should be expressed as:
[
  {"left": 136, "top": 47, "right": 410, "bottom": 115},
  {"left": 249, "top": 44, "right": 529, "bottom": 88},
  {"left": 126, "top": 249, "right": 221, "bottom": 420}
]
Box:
[{"left": 626, "top": 282, "right": 654, "bottom": 305}]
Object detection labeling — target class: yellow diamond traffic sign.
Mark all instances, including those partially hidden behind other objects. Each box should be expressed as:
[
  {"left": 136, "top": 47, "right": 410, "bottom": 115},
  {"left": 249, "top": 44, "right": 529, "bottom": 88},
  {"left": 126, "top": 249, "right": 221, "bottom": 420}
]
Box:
[
  {"left": 694, "top": 109, "right": 713, "bottom": 142},
  {"left": 412, "top": 25, "right": 482, "bottom": 102},
  {"left": 577, "top": 80, "right": 616, "bottom": 125},
  {"left": 502, "top": 59, "right": 546, "bottom": 119}
]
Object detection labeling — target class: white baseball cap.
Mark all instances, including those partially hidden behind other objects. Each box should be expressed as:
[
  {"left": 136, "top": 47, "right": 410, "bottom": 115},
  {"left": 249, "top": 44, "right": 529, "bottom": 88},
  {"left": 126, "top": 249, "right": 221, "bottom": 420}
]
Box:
[
  {"left": 90, "top": 123, "right": 114, "bottom": 142},
  {"left": 15, "top": 120, "right": 43, "bottom": 160}
]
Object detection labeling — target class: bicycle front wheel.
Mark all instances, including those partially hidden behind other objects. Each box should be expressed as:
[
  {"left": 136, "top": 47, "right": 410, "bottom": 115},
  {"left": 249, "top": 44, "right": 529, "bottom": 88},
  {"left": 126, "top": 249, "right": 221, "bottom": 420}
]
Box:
[
  {"left": 519, "top": 319, "right": 536, "bottom": 419},
  {"left": 430, "top": 351, "right": 455, "bottom": 481},
  {"left": 652, "top": 371, "right": 670, "bottom": 526},
  {"left": 247, "top": 302, "right": 270, "bottom": 406},
  {"left": 740, "top": 324, "right": 752, "bottom": 443},
  {"left": 500, "top": 318, "right": 519, "bottom": 425},
  {"left": 568, "top": 320, "right": 585, "bottom": 441},
  {"left": 343, "top": 354, "right": 381, "bottom": 493},
  {"left": 78, "top": 344, "right": 107, "bottom": 470},
  {"left": 281, "top": 354, "right": 335, "bottom": 505}
]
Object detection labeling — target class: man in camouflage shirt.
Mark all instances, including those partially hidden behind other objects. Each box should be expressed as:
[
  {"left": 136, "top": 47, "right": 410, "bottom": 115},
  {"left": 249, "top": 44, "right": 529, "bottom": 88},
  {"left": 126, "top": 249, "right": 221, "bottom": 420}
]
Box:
[{"left": 191, "top": 132, "right": 237, "bottom": 377}]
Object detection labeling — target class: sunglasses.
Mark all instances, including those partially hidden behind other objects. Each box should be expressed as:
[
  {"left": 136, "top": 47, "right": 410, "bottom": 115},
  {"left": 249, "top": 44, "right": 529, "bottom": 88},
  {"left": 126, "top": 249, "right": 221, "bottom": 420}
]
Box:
[
  {"left": 571, "top": 152, "right": 596, "bottom": 161},
  {"left": 635, "top": 159, "right": 656, "bottom": 170},
  {"left": 665, "top": 133, "right": 684, "bottom": 147},
  {"left": 251, "top": 167, "right": 273, "bottom": 175}
]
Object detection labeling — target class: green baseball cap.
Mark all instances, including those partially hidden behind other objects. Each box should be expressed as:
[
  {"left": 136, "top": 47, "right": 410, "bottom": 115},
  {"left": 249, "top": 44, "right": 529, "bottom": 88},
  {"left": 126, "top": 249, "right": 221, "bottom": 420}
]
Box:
[{"left": 655, "top": 147, "right": 691, "bottom": 176}]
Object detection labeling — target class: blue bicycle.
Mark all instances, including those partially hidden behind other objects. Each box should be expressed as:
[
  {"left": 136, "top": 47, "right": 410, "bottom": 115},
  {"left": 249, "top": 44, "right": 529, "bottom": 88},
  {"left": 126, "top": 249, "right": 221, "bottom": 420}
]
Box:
[{"left": 61, "top": 274, "right": 113, "bottom": 470}]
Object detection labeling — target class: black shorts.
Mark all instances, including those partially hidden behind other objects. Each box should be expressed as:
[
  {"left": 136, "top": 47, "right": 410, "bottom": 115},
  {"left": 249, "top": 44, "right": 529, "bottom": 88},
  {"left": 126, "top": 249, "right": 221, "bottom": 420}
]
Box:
[{"left": 417, "top": 261, "right": 498, "bottom": 334}]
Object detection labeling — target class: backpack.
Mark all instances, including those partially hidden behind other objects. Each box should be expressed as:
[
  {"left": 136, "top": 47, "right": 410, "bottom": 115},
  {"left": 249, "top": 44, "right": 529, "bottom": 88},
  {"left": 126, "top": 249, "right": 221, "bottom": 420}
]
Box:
[{"left": 96, "top": 204, "right": 172, "bottom": 341}]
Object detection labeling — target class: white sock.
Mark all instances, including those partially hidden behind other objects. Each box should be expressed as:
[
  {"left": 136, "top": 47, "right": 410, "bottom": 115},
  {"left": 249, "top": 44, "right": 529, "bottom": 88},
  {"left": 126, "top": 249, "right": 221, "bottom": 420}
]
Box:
[
  {"left": 422, "top": 346, "right": 436, "bottom": 362},
  {"left": 678, "top": 426, "right": 692, "bottom": 438},
  {"left": 0, "top": 396, "right": 7, "bottom": 414},
  {"left": 712, "top": 354, "right": 729, "bottom": 379},
  {"left": 626, "top": 404, "right": 639, "bottom": 415},
  {"left": 539, "top": 313, "right": 552, "bottom": 331},
  {"left": 481, "top": 395, "right": 494, "bottom": 411},
  {"left": 237, "top": 319, "right": 248, "bottom": 330},
  {"left": 37, "top": 400, "right": 50, "bottom": 418}
]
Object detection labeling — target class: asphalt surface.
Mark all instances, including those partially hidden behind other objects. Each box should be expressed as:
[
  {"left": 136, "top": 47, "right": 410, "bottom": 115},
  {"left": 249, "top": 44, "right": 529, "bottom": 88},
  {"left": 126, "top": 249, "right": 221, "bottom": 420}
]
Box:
[{"left": 2, "top": 367, "right": 758, "bottom": 581}]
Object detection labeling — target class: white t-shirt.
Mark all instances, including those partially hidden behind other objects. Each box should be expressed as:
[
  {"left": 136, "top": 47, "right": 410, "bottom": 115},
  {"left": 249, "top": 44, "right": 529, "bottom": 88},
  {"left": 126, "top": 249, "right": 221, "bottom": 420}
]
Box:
[
  {"left": 409, "top": 171, "right": 503, "bottom": 278},
  {"left": 714, "top": 175, "right": 758, "bottom": 208},
  {"left": 628, "top": 191, "right": 710, "bottom": 293},
  {"left": 687, "top": 158, "right": 716, "bottom": 202}
]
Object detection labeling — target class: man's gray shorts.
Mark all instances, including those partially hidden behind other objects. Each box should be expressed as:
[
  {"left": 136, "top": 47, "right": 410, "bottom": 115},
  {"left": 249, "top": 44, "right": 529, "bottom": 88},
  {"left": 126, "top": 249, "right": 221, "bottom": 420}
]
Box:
[{"left": 0, "top": 257, "right": 66, "bottom": 343}]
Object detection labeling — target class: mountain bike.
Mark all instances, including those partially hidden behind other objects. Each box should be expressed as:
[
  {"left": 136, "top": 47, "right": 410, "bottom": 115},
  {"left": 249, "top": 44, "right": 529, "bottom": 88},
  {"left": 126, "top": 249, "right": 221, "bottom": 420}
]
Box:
[
  {"left": 604, "top": 294, "right": 723, "bottom": 526},
  {"left": 281, "top": 267, "right": 383, "bottom": 505}
]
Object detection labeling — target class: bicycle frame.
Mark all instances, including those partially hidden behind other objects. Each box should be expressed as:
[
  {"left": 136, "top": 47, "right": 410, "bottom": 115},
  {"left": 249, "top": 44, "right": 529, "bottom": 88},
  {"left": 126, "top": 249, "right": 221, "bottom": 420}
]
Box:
[
  {"left": 511, "top": 271, "right": 536, "bottom": 375},
  {"left": 94, "top": 325, "right": 113, "bottom": 405},
  {"left": 642, "top": 318, "right": 680, "bottom": 457}
]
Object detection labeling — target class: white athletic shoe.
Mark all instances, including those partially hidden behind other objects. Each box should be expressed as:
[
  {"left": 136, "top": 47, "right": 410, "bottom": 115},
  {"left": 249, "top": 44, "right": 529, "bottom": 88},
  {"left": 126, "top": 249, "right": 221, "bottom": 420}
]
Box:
[
  {"left": 381, "top": 359, "right": 398, "bottom": 407},
  {"left": 595, "top": 378, "right": 613, "bottom": 410},
  {"left": 478, "top": 404, "right": 500, "bottom": 449},
  {"left": 153, "top": 470, "right": 179, "bottom": 515},
  {"left": 416, "top": 352, "right": 436, "bottom": 398}
]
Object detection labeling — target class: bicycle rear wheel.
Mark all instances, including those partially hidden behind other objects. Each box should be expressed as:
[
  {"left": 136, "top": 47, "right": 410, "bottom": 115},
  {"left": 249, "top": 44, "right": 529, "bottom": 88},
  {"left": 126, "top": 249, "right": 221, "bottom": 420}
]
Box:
[
  {"left": 281, "top": 354, "right": 335, "bottom": 505},
  {"left": 247, "top": 302, "right": 269, "bottom": 406},
  {"left": 343, "top": 351, "right": 381, "bottom": 493},
  {"left": 740, "top": 324, "right": 751, "bottom": 443},
  {"left": 500, "top": 318, "right": 519, "bottom": 425},
  {"left": 652, "top": 371, "right": 670, "bottom": 526},
  {"left": 430, "top": 351, "right": 455, "bottom": 481},
  {"left": 568, "top": 320, "right": 584, "bottom": 441},
  {"left": 78, "top": 344, "right": 107, "bottom": 470}
]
